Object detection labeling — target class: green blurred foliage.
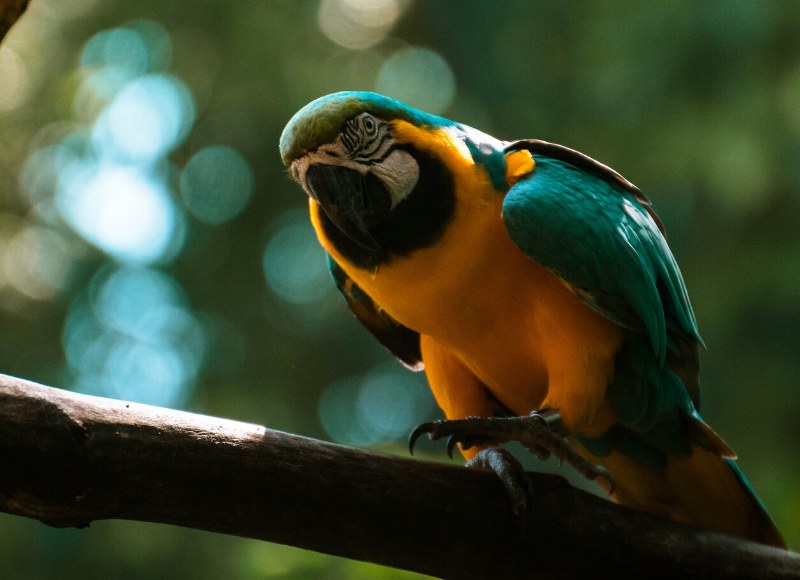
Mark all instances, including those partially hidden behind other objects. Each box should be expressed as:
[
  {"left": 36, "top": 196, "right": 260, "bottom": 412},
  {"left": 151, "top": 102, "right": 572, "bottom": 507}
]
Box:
[{"left": 0, "top": 0, "right": 799, "bottom": 577}]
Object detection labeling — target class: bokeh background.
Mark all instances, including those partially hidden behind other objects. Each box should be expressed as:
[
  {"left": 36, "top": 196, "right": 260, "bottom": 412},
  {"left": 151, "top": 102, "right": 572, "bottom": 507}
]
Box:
[{"left": 1, "top": 0, "right": 799, "bottom": 577}]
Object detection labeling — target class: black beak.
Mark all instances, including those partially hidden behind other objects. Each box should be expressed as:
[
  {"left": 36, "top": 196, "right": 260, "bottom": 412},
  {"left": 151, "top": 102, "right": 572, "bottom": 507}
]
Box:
[{"left": 305, "top": 164, "right": 391, "bottom": 251}]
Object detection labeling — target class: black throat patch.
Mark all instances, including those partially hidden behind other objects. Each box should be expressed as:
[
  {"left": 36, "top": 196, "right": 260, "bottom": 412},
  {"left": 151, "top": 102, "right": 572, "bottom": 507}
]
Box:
[{"left": 318, "top": 147, "right": 456, "bottom": 270}]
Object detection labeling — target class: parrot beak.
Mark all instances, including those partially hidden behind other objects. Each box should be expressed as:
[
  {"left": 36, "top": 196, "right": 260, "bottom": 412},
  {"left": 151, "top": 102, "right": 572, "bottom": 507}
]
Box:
[{"left": 305, "top": 164, "right": 391, "bottom": 251}]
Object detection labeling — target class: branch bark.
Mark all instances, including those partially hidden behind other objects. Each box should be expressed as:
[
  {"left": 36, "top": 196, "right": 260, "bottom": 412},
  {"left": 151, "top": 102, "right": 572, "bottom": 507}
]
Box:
[
  {"left": 0, "top": 0, "right": 28, "bottom": 44},
  {"left": 0, "top": 374, "right": 797, "bottom": 579}
]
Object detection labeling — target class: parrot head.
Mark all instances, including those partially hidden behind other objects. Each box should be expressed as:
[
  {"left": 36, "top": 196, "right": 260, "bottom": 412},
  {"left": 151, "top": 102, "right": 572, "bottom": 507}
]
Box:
[{"left": 280, "top": 92, "right": 508, "bottom": 269}]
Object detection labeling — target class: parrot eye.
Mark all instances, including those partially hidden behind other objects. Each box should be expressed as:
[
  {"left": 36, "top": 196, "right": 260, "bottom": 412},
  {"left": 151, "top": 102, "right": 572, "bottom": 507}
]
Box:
[
  {"left": 341, "top": 113, "right": 387, "bottom": 159},
  {"left": 362, "top": 115, "right": 376, "bottom": 134}
]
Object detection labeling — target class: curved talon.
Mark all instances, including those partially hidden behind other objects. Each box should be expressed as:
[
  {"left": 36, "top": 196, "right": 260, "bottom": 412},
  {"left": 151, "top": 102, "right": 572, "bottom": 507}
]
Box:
[
  {"left": 409, "top": 421, "right": 435, "bottom": 455},
  {"left": 446, "top": 436, "right": 457, "bottom": 459},
  {"left": 595, "top": 466, "right": 617, "bottom": 495}
]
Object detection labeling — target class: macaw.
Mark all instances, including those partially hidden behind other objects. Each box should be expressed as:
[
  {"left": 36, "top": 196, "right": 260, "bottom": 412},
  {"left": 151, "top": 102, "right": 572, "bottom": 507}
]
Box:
[{"left": 279, "top": 91, "right": 785, "bottom": 548}]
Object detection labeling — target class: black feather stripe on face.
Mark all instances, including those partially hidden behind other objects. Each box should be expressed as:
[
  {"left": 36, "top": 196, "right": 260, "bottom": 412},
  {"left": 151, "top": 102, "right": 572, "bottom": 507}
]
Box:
[{"left": 318, "top": 147, "right": 456, "bottom": 270}]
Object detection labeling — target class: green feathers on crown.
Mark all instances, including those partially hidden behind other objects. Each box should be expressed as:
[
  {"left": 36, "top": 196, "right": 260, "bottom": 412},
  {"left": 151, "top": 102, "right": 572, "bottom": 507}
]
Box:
[{"left": 279, "top": 91, "right": 456, "bottom": 166}]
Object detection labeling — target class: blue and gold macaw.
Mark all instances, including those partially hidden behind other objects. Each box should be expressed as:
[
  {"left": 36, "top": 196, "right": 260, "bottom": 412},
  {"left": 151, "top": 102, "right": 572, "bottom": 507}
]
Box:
[{"left": 279, "top": 91, "right": 785, "bottom": 547}]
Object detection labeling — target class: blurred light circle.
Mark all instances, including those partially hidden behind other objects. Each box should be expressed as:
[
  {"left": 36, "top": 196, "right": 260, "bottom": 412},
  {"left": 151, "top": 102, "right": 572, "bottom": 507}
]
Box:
[
  {"left": 92, "top": 73, "right": 195, "bottom": 163},
  {"left": 64, "top": 266, "right": 205, "bottom": 408},
  {"left": 20, "top": 146, "right": 61, "bottom": 202},
  {"left": 704, "top": 131, "right": 770, "bottom": 216},
  {"left": 262, "top": 210, "right": 331, "bottom": 304},
  {"left": 318, "top": 0, "right": 401, "bottom": 50},
  {"left": 376, "top": 47, "right": 456, "bottom": 114},
  {"left": 356, "top": 365, "right": 432, "bottom": 439},
  {"left": 81, "top": 27, "right": 150, "bottom": 77},
  {"left": 57, "top": 165, "right": 180, "bottom": 264},
  {"left": 0, "top": 217, "right": 69, "bottom": 301},
  {"left": 3, "top": 226, "right": 73, "bottom": 300},
  {"left": 180, "top": 146, "right": 254, "bottom": 224},
  {"left": 78, "top": 21, "right": 173, "bottom": 108},
  {"left": 103, "top": 339, "right": 193, "bottom": 407},
  {"left": 0, "top": 47, "right": 30, "bottom": 112},
  {"left": 126, "top": 20, "right": 173, "bottom": 72},
  {"left": 318, "top": 378, "right": 379, "bottom": 446},
  {"left": 94, "top": 266, "right": 184, "bottom": 336},
  {"left": 62, "top": 297, "right": 110, "bottom": 374},
  {"left": 318, "top": 363, "right": 435, "bottom": 447}
]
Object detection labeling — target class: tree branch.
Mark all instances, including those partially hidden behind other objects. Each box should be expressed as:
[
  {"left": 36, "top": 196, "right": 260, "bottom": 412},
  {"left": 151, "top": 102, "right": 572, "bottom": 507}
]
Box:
[
  {"left": 0, "top": 374, "right": 797, "bottom": 579},
  {"left": 0, "top": 0, "right": 28, "bottom": 44}
]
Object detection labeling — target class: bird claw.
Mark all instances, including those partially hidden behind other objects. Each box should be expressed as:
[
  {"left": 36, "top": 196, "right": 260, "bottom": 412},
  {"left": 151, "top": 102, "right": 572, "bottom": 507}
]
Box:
[
  {"left": 466, "top": 447, "right": 530, "bottom": 516},
  {"left": 408, "top": 420, "right": 443, "bottom": 455},
  {"left": 409, "top": 417, "right": 495, "bottom": 456},
  {"left": 446, "top": 435, "right": 456, "bottom": 458},
  {"left": 408, "top": 410, "right": 617, "bottom": 495}
]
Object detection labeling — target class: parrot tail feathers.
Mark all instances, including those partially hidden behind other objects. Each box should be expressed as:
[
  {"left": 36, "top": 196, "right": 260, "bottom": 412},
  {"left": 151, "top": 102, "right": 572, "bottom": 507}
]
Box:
[
  {"left": 723, "top": 458, "right": 787, "bottom": 549},
  {"left": 582, "top": 441, "right": 786, "bottom": 548},
  {"left": 686, "top": 413, "right": 736, "bottom": 458},
  {"left": 665, "top": 444, "right": 786, "bottom": 548}
]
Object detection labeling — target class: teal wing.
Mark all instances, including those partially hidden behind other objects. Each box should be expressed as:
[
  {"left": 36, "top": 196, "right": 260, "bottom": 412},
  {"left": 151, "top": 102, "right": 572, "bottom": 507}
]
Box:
[
  {"left": 328, "top": 255, "right": 423, "bottom": 371},
  {"left": 502, "top": 141, "right": 700, "bottom": 365},
  {"left": 502, "top": 141, "right": 710, "bottom": 453}
]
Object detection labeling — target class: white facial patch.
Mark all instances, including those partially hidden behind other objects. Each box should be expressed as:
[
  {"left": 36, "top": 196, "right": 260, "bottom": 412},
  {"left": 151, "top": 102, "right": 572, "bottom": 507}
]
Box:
[{"left": 368, "top": 148, "right": 419, "bottom": 208}]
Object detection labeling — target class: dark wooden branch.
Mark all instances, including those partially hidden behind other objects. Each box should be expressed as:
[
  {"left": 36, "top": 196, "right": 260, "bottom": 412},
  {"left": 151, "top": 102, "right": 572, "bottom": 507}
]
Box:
[
  {"left": 0, "top": 374, "right": 797, "bottom": 579},
  {"left": 0, "top": 0, "right": 28, "bottom": 43}
]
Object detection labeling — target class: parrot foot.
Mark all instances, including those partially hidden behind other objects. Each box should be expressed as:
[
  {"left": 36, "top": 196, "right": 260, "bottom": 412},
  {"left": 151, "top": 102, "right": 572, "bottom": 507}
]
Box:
[
  {"left": 465, "top": 447, "right": 530, "bottom": 516},
  {"left": 409, "top": 409, "right": 615, "bottom": 495}
]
